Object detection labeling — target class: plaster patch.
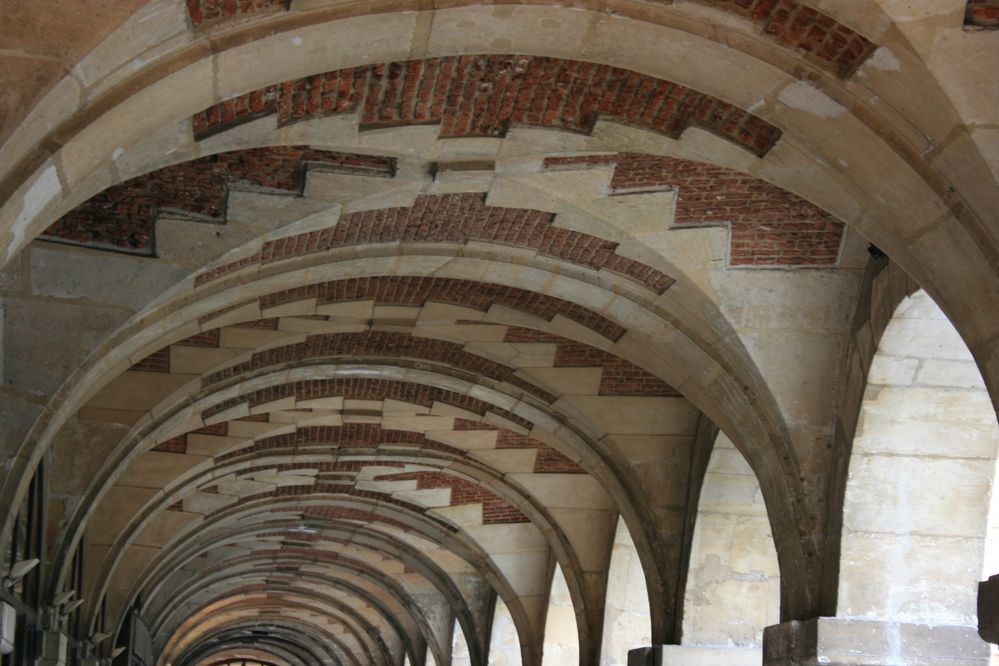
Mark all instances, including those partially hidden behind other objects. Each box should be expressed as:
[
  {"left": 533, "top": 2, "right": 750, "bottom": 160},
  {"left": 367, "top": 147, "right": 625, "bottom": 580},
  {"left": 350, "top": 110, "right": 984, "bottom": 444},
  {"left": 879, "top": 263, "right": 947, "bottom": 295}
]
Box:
[
  {"left": 10, "top": 166, "right": 61, "bottom": 260},
  {"left": 868, "top": 47, "right": 901, "bottom": 72},
  {"left": 777, "top": 81, "right": 845, "bottom": 119}
]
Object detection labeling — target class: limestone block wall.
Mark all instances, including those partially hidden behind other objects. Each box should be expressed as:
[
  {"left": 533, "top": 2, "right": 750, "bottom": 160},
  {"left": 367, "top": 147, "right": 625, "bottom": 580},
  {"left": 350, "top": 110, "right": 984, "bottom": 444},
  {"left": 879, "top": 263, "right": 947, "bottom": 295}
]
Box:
[
  {"left": 682, "top": 432, "right": 780, "bottom": 651},
  {"left": 599, "top": 518, "right": 651, "bottom": 666},
  {"left": 488, "top": 598, "right": 521, "bottom": 666},
  {"left": 542, "top": 564, "right": 579, "bottom": 666},
  {"left": 839, "top": 290, "right": 999, "bottom": 627},
  {"left": 452, "top": 619, "right": 472, "bottom": 666}
]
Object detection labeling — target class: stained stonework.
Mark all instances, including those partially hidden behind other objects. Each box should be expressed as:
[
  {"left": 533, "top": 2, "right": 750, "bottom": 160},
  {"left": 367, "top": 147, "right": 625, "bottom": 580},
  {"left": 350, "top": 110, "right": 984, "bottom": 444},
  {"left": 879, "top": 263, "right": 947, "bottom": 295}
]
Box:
[
  {"left": 193, "top": 56, "right": 783, "bottom": 155},
  {"left": 966, "top": 0, "right": 999, "bottom": 29},
  {"left": 201, "top": 378, "right": 536, "bottom": 430},
  {"left": 545, "top": 153, "right": 843, "bottom": 267},
  {"left": 42, "top": 147, "right": 394, "bottom": 254},
  {"left": 201, "top": 192, "right": 674, "bottom": 292},
  {"left": 186, "top": 0, "right": 289, "bottom": 29},
  {"left": 2, "top": 4, "right": 997, "bottom": 666},
  {"left": 199, "top": 276, "right": 628, "bottom": 340},
  {"left": 185, "top": 2, "right": 875, "bottom": 75},
  {"left": 373, "top": 471, "right": 529, "bottom": 524},
  {"left": 694, "top": 0, "right": 876, "bottom": 75}
]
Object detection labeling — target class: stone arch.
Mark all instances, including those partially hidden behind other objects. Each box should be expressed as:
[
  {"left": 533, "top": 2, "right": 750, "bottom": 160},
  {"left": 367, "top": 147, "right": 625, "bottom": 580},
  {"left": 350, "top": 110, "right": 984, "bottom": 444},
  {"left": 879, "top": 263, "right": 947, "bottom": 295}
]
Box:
[
  {"left": 836, "top": 289, "right": 998, "bottom": 662},
  {"left": 1, "top": 6, "right": 997, "bottom": 665},
  {"left": 30, "top": 224, "right": 812, "bottom": 651}
]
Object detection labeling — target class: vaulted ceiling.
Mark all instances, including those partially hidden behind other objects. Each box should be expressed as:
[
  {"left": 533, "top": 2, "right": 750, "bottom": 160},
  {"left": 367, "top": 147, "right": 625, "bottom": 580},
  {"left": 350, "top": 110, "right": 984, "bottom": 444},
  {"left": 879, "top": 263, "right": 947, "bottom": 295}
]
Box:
[{"left": 0, "top": 2, "right": 996, "bottom": 665}]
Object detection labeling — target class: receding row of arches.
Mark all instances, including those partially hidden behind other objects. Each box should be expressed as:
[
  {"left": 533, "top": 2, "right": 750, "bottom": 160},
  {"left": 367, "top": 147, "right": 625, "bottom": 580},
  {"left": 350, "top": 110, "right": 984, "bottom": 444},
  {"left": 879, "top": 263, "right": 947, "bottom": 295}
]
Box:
[{"left": 0, "top": 2, "right": 996, "bottom": 665}]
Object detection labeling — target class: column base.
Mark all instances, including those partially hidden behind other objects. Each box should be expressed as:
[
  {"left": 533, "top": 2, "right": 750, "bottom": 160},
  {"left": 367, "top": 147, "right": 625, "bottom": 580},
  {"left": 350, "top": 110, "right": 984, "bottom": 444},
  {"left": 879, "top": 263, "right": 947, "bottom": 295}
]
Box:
[
  {"left": 627, "top": 645, "right": 761, "bottom": 666},
  {"left": 763, "top": 617, "right": 989, "bottom": 665}
]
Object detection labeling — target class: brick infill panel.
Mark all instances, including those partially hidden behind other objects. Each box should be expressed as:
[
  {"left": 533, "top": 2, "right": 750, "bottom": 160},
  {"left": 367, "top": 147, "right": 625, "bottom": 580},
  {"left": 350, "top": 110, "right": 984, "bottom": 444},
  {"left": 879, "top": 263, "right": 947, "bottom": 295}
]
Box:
[
  {"left": 193, "top": 55, "right": 781, "bottom": 155},
  {"left": 966, "top": 0, "right": 999, "bottom": 28},
  {"left": 495, "top": 430, "right": 584, "bottom": 473},
  {"left": 187, "top": 0, "right": 289, "bottom": 29},
  {"left": 195, "top": 325, "right": 676, "bottom": 398},
  {"left": 184, "top": 3, "right": 872, "bottom": 75},
  {"left": 502, "top": 325, "right": 680, "bottom": 397},
  {"left": 228, "top": 482, "right": 459, "bottom": 532},
  {"left": 216, "top": 422, "right": 583, "bottom": 476},
  {"left": 690, "top": 0, "right": 875, "bottom": 76},
  {"left": 177, "top": 329, "right": 222, "bottom": 347},
  {"left": 42, "top": 147, "right": 394, "bottom": 254},
  {"left": 201, "top": 276, "right": 627, "bottom": 341},
  {"left": 202, "top": 330, "right": 558, "bottom": 402},
  {"left": 299, "top": 505, "right": 414, "bottom": 532},
  {"left": 236, "top": 460, "right": 407, "bottom": 477},
  {"left": 197, "top": 193, "right": 674, "bottom": 294},
  {"left": 216, "top": 424, "right": 435, "bottom": 462},
  {"left": 202, "top": 378, "right": 534, "bottom": 430},
  {"left": 130, "top": 348, "right": 171, "bottom": 373},
  {"left": 152, "top": 435, "right": 188, "bottom": 454},
  {"left": 544, "top": 153, "right": 843, "bottom": 267},
  {"left": 373, "top": 471, "right": 529, "bottom": 524}
]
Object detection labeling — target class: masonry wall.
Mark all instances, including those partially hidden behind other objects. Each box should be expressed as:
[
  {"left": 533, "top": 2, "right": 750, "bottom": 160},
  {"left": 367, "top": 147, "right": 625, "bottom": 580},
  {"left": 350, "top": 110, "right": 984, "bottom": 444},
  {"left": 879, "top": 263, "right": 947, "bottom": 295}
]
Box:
[
  {"left": 488, "top": 597, "right": 521, "bottom": 666},
  {"left": 839, "top": 290, "right": 999, "bottom": 627},
  {"left": 452, "top": 619, "right": 472, "bottom": 666},
  {"left": 682, "top": 432, "right": 779, "bottom": 655},
  {"left": 542, "top": 565, "right": 578, "bottom": 666},
  {"left": 599, "top": 518, "right": 651, "bottom": 666}
]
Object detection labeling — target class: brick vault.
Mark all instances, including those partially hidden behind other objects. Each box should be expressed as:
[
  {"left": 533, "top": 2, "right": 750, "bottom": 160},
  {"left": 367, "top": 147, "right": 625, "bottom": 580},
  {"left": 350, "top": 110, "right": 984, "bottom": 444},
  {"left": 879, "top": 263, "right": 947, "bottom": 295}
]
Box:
[{"left": 0, "top": 2, "right": 997, "bottom": 666}]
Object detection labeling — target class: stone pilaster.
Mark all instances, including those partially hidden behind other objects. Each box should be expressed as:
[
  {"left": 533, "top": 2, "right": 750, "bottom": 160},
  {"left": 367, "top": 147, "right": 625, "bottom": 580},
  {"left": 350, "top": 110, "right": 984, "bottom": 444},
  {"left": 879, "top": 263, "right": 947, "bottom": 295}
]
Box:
[{"left": 763, "top": 617, "right": 988, "bottom": 665}]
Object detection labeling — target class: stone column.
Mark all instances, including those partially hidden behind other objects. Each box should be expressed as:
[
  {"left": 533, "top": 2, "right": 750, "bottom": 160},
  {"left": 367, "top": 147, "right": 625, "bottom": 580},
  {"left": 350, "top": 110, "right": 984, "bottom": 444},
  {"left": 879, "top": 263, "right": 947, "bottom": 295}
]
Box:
[
  {"left": 627, "top": 645, "right": 761, "bottom": 665},
  {"left": 762, "top": 617, "right": 988, "bottom": 665}
]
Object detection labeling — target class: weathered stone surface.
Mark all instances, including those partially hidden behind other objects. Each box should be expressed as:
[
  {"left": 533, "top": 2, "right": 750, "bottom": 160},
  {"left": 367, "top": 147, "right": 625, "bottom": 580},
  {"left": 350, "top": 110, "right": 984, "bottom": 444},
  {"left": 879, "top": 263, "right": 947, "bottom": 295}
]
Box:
[
  {"left": 1, "top": 5, "right": 997, "bottom": 666},
  {"left": 763, "top": 617, "right": 989, "bottom": 665}
]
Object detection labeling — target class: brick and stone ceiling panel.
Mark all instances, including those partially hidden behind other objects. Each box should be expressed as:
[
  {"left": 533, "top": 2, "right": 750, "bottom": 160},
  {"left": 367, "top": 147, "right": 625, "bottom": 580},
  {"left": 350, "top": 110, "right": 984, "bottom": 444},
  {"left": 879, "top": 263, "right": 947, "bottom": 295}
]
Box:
[
  {"left": 544, "top": 152, "right": 844, "bottom": 267},
  {"left": 73, "top": 285, "right": 693, "bottom": 666},
  {"left": 198, "top": 276, "right": 628, "bottom": 341},
  {"left": 198, "top": 192, "right": 675, "bottom": 293},
  {"left": 192, "top": 56, "right": 782, "bottom": 156},
  {"left": 121, "top": 315, "right": 683, "bottom": 419},
  {"left": 41, "top": 147, "right": 395, "bottom": 253},
  {"left": 186, "top": 0, "right": 290, "bottom": 29},
  {"left": 40, "top": 146, "right": 395, "bottom": 255}
]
